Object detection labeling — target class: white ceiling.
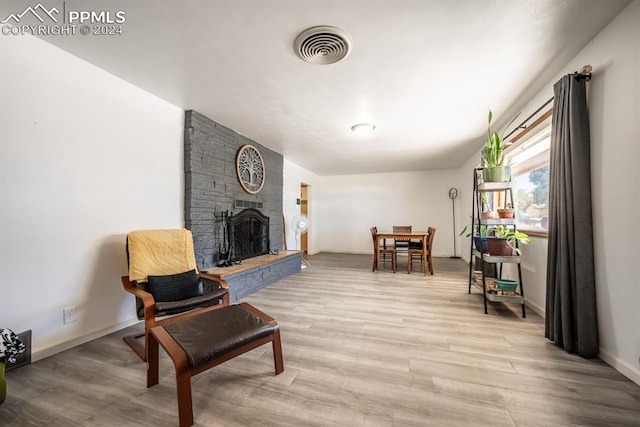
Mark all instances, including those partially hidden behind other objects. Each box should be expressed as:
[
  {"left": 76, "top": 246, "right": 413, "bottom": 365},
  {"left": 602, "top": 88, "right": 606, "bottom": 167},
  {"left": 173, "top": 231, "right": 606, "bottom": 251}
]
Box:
[{"left": 4, "top": 0, "right": 631, "bottom": 175}]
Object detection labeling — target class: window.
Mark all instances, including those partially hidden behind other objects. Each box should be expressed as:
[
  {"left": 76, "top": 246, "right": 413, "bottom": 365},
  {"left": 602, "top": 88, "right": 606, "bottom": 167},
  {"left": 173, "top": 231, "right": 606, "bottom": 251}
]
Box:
[{"left": 505, "top": 112, "right": 551, "bottom": 236}]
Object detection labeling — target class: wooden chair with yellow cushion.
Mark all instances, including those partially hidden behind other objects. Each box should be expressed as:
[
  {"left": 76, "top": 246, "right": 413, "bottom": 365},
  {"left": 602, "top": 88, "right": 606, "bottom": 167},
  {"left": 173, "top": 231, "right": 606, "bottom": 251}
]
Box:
[{"left": 121, "top": 229, "right": 229, "bottom": 361}]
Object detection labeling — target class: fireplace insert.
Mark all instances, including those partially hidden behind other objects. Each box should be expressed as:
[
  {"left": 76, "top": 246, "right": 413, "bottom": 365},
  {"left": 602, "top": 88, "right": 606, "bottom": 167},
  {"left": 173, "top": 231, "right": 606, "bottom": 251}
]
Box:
[{"left": 228, "top": 208, "right": 269, "bottom": 261}]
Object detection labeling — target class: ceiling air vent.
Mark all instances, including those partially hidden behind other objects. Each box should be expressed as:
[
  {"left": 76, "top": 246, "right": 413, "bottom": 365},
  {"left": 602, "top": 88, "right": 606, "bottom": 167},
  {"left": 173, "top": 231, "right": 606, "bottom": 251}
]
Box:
[{"left": 294, "top": 26, "right": 352, "bottom": 65}]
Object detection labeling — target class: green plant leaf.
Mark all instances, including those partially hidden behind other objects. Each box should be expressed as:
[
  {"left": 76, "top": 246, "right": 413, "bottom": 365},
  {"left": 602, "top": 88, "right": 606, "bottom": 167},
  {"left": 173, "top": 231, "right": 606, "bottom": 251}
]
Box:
[
  {"left": 500, "top": 112, "right": 521, "bottom": 142},
  {"left": 484, "top": 110, "right": 521, "bottom": 168}
]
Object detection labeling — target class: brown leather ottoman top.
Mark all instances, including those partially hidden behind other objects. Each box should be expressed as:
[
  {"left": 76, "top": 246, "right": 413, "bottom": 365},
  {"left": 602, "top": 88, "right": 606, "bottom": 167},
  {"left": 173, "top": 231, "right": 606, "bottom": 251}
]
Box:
[{"left": 163, "top": 304, "right": 276, "bottom": 368}]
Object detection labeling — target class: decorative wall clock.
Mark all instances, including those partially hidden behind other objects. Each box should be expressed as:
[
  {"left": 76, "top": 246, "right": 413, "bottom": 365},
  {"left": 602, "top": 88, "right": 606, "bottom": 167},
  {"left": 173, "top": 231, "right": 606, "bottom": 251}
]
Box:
[{"left": 236, "top": 144, "right": 265, "bottom": 194}]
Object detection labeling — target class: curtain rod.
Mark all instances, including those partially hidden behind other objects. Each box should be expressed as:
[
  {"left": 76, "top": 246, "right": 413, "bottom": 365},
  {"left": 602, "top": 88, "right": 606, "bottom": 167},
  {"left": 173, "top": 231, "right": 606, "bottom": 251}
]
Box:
[
  {"left": 576, "top": 64, "right": 592, "bottom": 81},
  {"left": 504, "top": 65, "right": 592, "bottom": 140},
  {"left": 504, "top": 97, "right": 553, "bottom": 140}
]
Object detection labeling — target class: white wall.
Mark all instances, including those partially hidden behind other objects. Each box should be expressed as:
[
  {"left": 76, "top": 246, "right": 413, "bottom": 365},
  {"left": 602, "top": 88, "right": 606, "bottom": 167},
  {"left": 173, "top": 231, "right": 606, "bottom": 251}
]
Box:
[
  {"left": 283, "top": 159, "right": 321, "bottom": 254},
  {"left": 456, "top": 1, "right": 640, "bottom": 385},
  {"left": 315, "top": 170, "right": 462, "bottom": 256},
  {"left": 455, "top": 153, "right": 481, "bottom": 263},
  {"left": 284, "top": 163, "right": 463, "bottom": 257},
  {"left": 583, "top": 1, "right": 640, "bottom": 385},
  {"left": 0, "top": 34, "right": 184, "bottom": 359}
]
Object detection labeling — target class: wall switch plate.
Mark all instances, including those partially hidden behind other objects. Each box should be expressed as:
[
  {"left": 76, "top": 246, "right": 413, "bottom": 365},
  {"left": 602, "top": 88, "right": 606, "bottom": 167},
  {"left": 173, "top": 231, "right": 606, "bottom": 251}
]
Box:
[{"left": 63, "top": 306, "right": 77, "bottom": 324}]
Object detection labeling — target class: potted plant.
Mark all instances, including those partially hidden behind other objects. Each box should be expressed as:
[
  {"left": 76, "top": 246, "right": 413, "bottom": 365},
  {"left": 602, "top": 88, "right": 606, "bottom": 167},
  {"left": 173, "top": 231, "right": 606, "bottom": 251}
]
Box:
[
  {"left": 459, "top": 219, "right": 490, "bottom": 253},
  {"left": 487, "top": 225, "right": 531, "bottom": 256},
  {"left": 497, "top": 203, "right": 514, "bottom": 218},
  {"left": 482, "top": 110, "right": 520, "bottom": 182},
  {"left": 480, "top": 193, "right": 497, "bottom": 219}
]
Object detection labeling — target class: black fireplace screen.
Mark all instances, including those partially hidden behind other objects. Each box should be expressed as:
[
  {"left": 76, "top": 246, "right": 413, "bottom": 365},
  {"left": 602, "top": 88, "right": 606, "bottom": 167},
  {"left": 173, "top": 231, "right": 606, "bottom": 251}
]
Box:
[{"left": 229, "top": 208, "right": 269, "bottom": 261}]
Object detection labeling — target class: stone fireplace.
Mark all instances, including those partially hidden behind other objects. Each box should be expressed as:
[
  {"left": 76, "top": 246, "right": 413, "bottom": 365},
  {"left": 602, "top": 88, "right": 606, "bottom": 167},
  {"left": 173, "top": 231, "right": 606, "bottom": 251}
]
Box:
[
  {"left": 183, "top": 110, "right": 283, "bottom": 269},
  {"left": 183, "top": 110, "right": 299, "bottom": 302}
]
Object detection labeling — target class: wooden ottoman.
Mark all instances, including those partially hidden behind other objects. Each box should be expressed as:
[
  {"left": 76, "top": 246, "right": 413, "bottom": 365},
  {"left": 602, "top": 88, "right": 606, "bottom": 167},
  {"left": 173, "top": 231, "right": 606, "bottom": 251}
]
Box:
[{"left": 146, "top": 302, "right": 284, "bottom": 427}]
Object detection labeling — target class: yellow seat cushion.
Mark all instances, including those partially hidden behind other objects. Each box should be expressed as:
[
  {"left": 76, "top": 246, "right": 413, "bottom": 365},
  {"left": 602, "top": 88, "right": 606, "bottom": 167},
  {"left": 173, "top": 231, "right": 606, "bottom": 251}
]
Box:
[{"left": 128, "top": 229, "right": 197, "bottom": 283}]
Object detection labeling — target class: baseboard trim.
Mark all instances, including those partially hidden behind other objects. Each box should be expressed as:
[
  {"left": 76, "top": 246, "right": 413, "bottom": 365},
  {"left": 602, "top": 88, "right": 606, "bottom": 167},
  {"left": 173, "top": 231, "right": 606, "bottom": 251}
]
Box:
[
  {"left": 598, "top": 347, "right": 640, "bottom": 386},
  {"left": 322, "top": 251, "right": 457, "bottom": 257},
  {"left": 32, "top": 318, "right": 140, "bottom": 362},
  {"left": 524, "top": 299, "right": 545, "bottom": 317}
]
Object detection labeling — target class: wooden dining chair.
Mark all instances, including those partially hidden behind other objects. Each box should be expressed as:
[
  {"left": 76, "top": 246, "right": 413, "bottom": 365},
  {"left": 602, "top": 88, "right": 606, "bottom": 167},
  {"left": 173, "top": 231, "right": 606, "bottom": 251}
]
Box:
[
  {"left": 392, "top": 225, "right": 412, "bottom": 253},
  {"left": 370, "top": 227, "right": 397, "bottom": 273},
  {"left": 408, "top": 227, "right": 436, "bottom": 275}
]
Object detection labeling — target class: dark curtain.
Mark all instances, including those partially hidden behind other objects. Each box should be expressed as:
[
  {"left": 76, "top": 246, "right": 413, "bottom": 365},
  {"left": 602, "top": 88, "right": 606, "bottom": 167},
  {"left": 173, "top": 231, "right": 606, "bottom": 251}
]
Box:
[{"left": 545, "top": 73, "right": 598, "bottom": 357}]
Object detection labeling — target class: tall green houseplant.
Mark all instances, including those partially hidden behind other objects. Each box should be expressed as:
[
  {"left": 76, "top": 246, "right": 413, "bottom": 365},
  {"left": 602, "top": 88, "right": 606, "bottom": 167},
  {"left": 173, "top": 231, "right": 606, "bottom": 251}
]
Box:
[{"left": 482, "top": 110, "right": 519, "bottom": 182}]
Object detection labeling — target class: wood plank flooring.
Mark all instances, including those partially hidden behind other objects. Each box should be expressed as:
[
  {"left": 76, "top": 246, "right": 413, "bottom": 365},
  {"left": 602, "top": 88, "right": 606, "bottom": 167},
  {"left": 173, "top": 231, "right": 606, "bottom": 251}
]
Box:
[{"left": 2, "top": 253, "right": 639, "bottom": 426}]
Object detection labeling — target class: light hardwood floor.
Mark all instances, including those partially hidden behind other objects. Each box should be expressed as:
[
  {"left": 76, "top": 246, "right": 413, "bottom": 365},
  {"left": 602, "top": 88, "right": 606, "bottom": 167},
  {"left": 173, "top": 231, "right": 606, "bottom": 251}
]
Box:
[{"left": 2, "top": 253, "right": 639, "bottom": 426}]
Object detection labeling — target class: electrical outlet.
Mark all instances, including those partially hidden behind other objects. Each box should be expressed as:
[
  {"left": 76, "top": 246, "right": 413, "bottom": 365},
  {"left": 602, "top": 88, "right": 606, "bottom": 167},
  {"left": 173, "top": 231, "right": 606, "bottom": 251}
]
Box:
[{"left": 63, "top": 306, "right": 77, "bottom": 324}]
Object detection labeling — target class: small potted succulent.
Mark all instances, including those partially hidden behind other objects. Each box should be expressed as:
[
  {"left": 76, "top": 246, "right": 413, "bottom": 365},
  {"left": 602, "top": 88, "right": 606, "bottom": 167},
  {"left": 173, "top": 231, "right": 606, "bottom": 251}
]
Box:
[
  {"left": 482, "top": 110, "right": 520, "bottom": 182},
  {"left": 497, "top": 203, "right": 515, "bottom": 218},
  {"left": 480, "top": 193, "right": 497, "bottom": 219}
]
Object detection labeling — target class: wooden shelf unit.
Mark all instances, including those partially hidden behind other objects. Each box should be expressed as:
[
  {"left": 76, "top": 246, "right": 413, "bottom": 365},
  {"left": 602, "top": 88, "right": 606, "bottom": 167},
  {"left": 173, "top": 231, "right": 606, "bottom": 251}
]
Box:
[{"left": 467, "top": 168, "right": 526, "bottom": 317}]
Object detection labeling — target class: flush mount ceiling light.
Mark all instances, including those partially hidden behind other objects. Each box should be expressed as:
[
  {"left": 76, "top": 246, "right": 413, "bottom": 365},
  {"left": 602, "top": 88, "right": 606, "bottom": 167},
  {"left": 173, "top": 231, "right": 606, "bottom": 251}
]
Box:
[
  {"left": 351, "top": 123, "right": 376, "bottom": 136},
  {"left": 294, "top": 26, "right": 353, "bottom": 65}
]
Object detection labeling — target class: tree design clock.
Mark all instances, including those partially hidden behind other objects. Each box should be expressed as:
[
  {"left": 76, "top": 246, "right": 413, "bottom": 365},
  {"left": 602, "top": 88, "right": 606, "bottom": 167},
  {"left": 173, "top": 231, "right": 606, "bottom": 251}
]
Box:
[{"left": 236, "top": 144, "right": 265, "bottom": 194}]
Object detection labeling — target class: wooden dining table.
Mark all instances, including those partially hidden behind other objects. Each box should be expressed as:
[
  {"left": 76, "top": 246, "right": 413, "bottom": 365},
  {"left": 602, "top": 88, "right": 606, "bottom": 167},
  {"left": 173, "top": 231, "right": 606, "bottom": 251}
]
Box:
[{"left": 375, "top": 230, "right": 429, "bottom": 275}]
